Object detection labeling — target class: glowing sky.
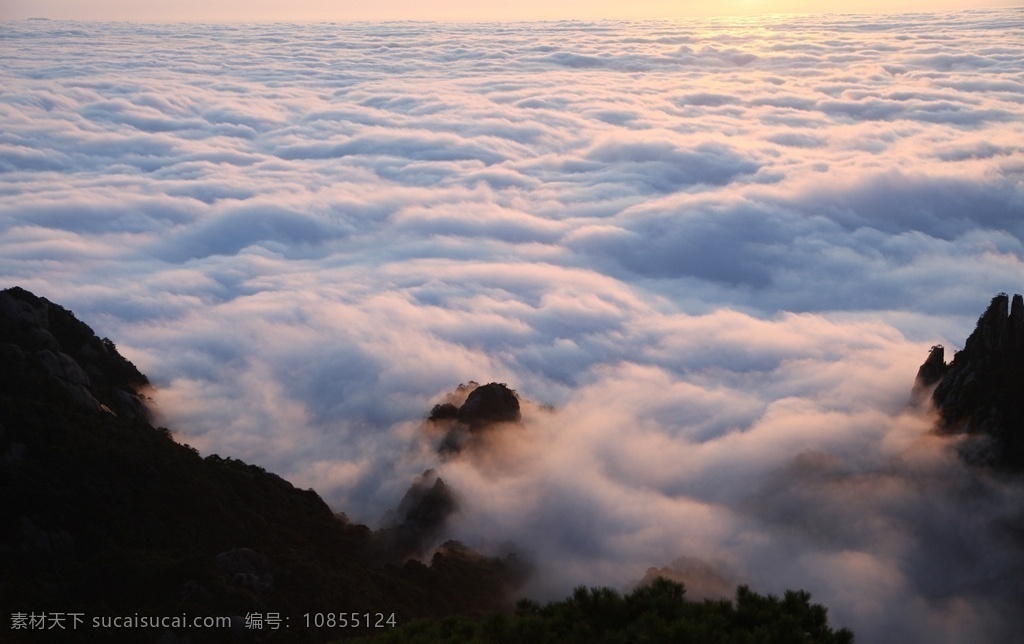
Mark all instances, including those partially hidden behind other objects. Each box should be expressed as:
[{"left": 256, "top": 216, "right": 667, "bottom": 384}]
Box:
[{"left": 1, "top": 0, "right": 1020, "bottom": 22}]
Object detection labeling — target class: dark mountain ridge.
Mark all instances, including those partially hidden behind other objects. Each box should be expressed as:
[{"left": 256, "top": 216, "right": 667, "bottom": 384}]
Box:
[{"left": 0, "top": 287, "right": 524, "bottom": 643}]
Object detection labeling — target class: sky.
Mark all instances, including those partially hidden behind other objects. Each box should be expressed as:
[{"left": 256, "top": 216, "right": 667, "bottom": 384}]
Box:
[
  {"left": 1, "top": 0, "right": 1022, "bottom": 21},
  {"left": 2, "top": 6, "right": 1024, "bottom": 643}
]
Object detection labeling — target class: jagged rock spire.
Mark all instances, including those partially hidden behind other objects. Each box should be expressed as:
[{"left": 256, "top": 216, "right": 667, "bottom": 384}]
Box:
[
  {"left": 915, "top": 292, "right": 1024, "bottom": 470},
  {"left": 960, "top": 293, "right": 1024, "bottom": 355},
  {"left": 909, "top": 344, "right": 946, "bottom": 407}
]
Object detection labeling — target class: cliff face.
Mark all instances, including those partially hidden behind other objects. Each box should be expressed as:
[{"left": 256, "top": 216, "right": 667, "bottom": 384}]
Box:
[{"left": 913, "top": 293, "right": 1024, "bottom": 470}]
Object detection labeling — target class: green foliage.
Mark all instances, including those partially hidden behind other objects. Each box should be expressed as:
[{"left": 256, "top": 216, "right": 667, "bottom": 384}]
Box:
[{"left": 356, "top": 577, "right": 853, "bottom": 644}]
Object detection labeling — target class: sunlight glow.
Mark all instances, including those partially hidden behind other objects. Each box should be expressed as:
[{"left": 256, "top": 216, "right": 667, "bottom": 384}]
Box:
[{"left": 1, "top": 0, "right": 1020, "bottom": 22}]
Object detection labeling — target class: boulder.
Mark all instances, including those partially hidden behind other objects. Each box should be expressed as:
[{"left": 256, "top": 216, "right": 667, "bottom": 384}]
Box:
[{"left": 457, "top": 382, "right": 521, "bottom": 428}]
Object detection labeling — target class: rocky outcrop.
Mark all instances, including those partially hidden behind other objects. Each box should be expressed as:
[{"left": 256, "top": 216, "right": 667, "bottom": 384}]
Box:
[
  {"left": 909, "top": 344, "right": 946, "bottom": 407},
  {"left": 457, "top": 382, "right": 521, "bottom": 427},
  {"left": 396, "top": 470, "right": 457, "bottom": 538},
  {"left": 913, "top": 293, "right": 1024, "bottom": 470},
  {"left": 376, "top": 469, "right": 459, "bottom": 562},
  {"left": 0, "top": 286, "right": 150, "bottom": 419},
  {"left": 427, "top": 382, "right": 522, "bottom": 456}
]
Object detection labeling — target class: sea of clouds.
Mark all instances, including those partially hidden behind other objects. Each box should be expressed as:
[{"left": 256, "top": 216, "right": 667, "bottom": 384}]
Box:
[{"left": 2, "top": 9, "right": 1024, "bottom": 641}]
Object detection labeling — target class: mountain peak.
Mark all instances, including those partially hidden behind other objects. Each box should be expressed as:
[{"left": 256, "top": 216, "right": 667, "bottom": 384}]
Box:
[
  {"left": 427, "top": 381, "right": 522, "bottom": 456},
  {"left": 962, "top": 292, "right": 1024, "bottom": 355},
  {"left": 913, "top": 292, "right": 1024, "bottom": 470}
]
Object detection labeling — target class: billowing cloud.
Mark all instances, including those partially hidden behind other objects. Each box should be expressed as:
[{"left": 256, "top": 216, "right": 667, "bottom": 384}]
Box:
[{"left": 2, "top": 9, "right": 1024, "bottom": 643}]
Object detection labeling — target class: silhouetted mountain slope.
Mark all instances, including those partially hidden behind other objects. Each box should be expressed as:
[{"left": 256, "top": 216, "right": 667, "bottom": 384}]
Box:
[
  {"left": 913, "top": 293, "right": 1024, "bottom": 470},
  {"left": 0, "top": 287, "right": 524, "bottom": 643}
]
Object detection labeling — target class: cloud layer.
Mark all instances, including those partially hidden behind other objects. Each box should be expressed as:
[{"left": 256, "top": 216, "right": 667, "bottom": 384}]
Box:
[{"left": 2, "top": 9, "right": 1023, "bottom": 642}]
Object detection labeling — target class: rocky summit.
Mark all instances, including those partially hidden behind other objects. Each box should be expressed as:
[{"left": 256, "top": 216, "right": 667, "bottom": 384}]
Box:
[
  {"left": 456, "top": 382, "right": 522, "bottom": 427},
  {"left": 913, "top": 293, "right": 1024, "bottom": 470},
  {"left": 427, "top": 381, "right": 522, "bottom": 456}
]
